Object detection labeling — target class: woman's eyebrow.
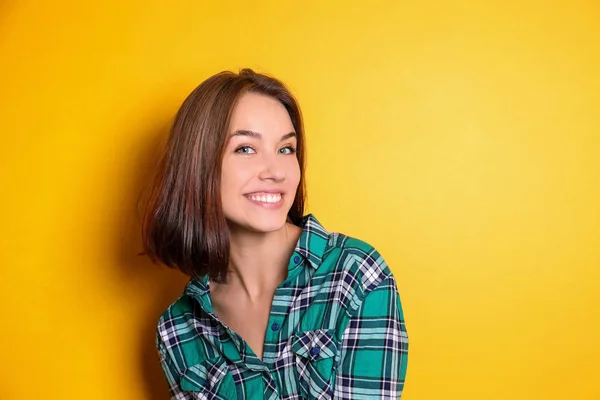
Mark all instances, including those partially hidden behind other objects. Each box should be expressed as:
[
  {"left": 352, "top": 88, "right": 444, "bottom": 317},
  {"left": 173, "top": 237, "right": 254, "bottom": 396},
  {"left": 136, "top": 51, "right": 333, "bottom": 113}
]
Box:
[{"left": 230, "top": 130, "right": 297, "bottom": 141}]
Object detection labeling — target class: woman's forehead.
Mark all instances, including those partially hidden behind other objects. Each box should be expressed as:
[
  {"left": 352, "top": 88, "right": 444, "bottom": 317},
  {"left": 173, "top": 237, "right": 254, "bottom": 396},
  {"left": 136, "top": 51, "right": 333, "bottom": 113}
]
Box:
[{"left": 229, "top": 93, "right": 294, "bottom": 135}]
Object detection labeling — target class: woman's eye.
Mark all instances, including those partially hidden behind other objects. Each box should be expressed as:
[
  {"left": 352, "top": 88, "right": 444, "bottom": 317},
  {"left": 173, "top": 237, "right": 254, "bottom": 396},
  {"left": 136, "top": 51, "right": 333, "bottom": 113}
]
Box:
[
  {"left": 279, "top": 146, "right": 297, "bottom": 155},
  {"left": 235, "top": 146, "right": 256, "bottom": 155}
]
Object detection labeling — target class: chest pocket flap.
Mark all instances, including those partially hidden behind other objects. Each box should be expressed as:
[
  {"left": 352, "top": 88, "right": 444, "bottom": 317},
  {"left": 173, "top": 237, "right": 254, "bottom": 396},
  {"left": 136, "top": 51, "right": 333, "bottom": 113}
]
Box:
[
  {"left": 291, "top": 328, "right": 338, "bottom": 361},
  {"left": 180, "top": 356, "right": 236, "bottom": 399}
]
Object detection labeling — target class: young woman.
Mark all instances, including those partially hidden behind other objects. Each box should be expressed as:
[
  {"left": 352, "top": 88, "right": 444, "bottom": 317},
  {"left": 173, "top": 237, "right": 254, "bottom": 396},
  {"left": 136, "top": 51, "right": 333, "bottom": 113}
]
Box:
[{"left": 142, "top": 69, "right": 408, "bottom": 399}]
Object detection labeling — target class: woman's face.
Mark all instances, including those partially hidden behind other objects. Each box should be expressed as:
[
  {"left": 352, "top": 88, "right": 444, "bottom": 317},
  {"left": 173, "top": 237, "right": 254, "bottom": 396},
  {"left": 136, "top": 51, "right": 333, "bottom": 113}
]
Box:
[{"left": 220, "top": 92, "right": 301, "bottom": 233}]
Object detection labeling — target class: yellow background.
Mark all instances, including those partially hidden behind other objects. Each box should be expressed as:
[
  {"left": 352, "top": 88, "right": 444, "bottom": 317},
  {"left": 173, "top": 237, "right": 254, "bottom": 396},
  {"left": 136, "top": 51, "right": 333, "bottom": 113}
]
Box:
[{"left": 1, "top": 1, "right": 598, "bottom": 399}]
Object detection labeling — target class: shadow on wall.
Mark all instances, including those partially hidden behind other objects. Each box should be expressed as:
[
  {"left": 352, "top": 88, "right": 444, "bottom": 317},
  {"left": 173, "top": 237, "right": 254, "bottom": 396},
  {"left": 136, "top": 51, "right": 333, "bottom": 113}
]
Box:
[{"left": 117, "top": 119, "right": 189, "bottom": 400}]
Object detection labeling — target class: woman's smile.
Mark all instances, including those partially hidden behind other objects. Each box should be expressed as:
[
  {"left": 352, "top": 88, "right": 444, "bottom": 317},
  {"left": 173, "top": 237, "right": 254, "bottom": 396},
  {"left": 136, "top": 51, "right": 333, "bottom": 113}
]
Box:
[{"left": 245, "top": 192, "right": 284, "bottom": 209}]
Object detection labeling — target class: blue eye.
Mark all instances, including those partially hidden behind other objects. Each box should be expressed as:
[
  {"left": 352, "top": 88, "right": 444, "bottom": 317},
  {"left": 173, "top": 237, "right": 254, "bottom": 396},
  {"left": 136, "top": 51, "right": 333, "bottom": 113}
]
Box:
[
  {"left": 235, "top": 146, "right": 256, "bottom": 155},
  {"left": 280, "top": 146, "right": 297, "bottom": 155}
]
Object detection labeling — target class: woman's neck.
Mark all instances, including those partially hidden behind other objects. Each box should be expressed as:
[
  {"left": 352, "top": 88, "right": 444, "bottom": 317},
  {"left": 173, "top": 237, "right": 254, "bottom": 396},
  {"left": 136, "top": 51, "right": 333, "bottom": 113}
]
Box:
[{"left": 221, "top": 222, "right": 302, "bottom": 302}]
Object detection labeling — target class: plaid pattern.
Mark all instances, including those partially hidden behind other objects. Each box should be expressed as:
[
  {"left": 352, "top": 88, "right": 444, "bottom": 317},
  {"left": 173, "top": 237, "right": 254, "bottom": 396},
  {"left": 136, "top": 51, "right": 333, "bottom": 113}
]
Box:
[{"left": 156, "top": 214, "right": 408, "bottom": 399}]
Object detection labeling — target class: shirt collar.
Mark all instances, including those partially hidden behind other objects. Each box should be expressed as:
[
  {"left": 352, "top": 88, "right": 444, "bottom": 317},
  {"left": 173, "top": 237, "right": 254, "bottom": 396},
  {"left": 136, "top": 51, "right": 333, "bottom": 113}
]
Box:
[
  {"left": 293, "top": 213, "right": 329, "bottom": 270},
  {"left": 184, "top": 213, "right": 329, "bottom": 300}
]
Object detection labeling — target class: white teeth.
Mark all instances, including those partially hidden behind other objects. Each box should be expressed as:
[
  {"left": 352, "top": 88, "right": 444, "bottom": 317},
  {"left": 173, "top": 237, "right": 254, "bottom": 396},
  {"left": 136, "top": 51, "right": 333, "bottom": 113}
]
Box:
[{"left": 249, "top": 193, "right": 282, "bottom": 203}]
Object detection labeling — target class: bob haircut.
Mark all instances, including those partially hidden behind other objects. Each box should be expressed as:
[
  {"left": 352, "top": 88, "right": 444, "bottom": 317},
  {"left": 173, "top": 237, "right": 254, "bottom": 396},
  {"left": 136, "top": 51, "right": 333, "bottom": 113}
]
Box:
[{"left": 141, "top": 68, "right": 307, "bottom": 284}]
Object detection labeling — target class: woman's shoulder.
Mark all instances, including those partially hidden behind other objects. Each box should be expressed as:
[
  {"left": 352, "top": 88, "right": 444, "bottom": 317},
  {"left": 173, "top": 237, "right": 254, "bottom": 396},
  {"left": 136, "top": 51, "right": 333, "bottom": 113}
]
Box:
[
  {"left": 155, "top": 291, "right": 219, "bottom": 368},
  {"left": 321, "top": 229, "right": 396, "bottom": 298},
  {"left": 157, "top": 292, "right": 191, "bottom": 320},
  {"left": 155, "top": 294, "right": 194, "bottom": 344},
  {"left": 156, "top": 279, "right": 213, "bottom": 332}
]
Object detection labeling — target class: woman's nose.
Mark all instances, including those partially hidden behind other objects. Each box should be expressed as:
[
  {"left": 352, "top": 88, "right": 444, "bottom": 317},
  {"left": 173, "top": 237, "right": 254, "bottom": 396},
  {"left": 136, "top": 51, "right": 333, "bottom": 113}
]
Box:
[{"left": 257, "top": 153, "right": 285, "bottom": 181}]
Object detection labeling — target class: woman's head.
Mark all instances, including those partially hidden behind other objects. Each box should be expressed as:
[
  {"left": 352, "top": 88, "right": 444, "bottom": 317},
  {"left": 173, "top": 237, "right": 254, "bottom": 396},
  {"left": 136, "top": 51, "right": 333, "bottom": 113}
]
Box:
[
  {"left": 141, "top": 68, "right": 306, "bottom": 283},
  {"left": 221, "top": 91, "right": 301, "bottom": 234}
]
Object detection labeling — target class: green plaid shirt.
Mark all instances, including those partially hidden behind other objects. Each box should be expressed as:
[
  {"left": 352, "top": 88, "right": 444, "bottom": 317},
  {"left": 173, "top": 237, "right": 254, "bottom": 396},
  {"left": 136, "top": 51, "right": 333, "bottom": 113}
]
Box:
[{"left": 156, "top": 214, "right": 408, "bottom": 399}]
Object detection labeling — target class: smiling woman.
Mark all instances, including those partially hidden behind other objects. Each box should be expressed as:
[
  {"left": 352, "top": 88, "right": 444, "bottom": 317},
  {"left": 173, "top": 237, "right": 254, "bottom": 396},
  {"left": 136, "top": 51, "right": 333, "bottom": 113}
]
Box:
[
  {"left": 141, "top": 68, "right": 408, "bottom": 399},
  {"left": 141, "top": 69, "right": 307, "bottom": 284}
]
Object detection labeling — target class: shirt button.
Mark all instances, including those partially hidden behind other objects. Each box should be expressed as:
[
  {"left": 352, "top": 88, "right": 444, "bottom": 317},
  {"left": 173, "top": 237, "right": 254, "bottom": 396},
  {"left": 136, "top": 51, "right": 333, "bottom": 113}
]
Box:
[
  {"left": 271, "top": 322, "right": 280, "bottom": 331},
  {"left": 283, "top": 281, "right": 290, "bottom": 288},
  {"left": 310, "top": 347, "right": 320, "bottom": 357},
  {"left": 293, "top": 255, "right": 301, "bottom": 264}
]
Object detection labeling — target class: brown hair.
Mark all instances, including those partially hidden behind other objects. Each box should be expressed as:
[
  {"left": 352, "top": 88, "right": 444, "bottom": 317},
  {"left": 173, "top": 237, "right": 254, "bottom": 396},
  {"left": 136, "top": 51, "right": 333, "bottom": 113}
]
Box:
[{"left": 140, "top": 68, "right": 307, "bottom": 284}]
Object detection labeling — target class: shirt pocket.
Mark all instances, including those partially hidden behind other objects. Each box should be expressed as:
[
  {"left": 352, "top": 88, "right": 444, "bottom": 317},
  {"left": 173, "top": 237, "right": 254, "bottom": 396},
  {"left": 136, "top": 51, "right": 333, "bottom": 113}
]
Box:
[
  {"left": 179, "top": 355, "right": 237, "bottom": 399},
  {"left": 291, "top": 328, "right": 339, "bottom": 399}
]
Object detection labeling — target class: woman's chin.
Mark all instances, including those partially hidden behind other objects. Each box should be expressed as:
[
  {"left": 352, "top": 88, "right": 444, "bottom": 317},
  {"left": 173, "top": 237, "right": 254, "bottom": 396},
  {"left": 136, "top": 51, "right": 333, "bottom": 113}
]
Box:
[{"left": 227, "top": 214, "right": 289, "bottom": 234}]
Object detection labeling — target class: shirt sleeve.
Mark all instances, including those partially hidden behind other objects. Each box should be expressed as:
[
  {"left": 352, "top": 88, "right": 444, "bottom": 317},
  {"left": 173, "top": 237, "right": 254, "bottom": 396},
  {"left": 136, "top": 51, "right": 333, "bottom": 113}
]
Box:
[
  {"left": 156, "top": 332, "right": 194, "bottom": 400},
  {"left": 333, "top": 273, "right": 409, "bottom": 399}
]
